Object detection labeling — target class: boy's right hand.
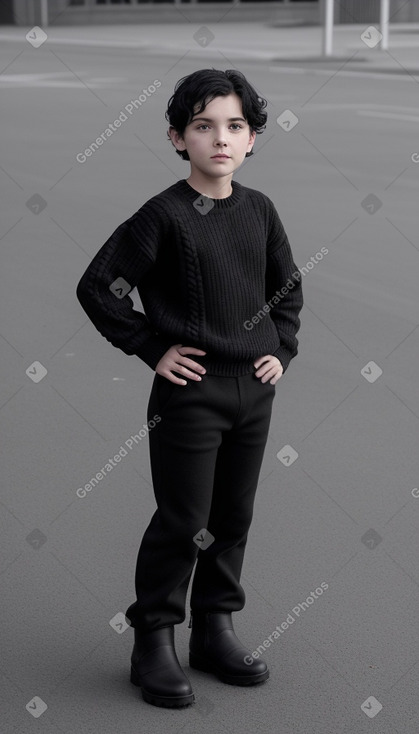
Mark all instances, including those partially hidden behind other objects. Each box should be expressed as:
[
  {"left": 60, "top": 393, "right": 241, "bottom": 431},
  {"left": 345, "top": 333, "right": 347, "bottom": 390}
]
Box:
[{"left": 155, "top": 344, "right": 207, "bottom": 385}]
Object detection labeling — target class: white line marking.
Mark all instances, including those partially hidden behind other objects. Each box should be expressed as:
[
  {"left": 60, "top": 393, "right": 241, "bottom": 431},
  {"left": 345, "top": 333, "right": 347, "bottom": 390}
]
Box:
[
  {"left": 298, "top": 103, "right": 419, "bottom": 113},
  {"left": 268, "top": 65, "right": 419, "bottom": 82},
  {"left": 356, "top": 110, "right": 419, "bottom": 122}
]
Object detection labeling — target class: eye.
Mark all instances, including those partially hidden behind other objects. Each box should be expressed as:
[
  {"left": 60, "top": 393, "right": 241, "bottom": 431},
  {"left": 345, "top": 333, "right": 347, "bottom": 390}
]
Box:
[{"left": 195, "top": 123, "right": 244, "bottom": 131}]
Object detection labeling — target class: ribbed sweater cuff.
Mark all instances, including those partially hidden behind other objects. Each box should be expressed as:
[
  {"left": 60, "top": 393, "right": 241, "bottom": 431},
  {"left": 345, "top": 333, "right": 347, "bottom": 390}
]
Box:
[
  {"left": 135, "top": 334, "right": 173, "bottom": 372},
  {"left": 272, "top": 345, "right": 294, "bottom": 374}
]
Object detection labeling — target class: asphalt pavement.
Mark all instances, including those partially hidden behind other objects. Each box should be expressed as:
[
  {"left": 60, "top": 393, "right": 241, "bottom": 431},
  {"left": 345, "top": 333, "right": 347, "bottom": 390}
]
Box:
[{"left": 1, "top": 19, "right": 419, "bottom": 734}]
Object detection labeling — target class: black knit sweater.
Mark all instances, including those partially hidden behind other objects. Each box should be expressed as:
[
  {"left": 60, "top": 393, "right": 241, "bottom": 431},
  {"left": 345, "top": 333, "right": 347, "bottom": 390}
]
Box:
[{"left": 76, "top": 178, "right": 303, "bottom": 377}]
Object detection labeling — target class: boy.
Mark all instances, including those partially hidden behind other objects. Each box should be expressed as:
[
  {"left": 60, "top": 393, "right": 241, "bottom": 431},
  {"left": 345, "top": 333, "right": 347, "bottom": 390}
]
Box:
[{"left": 76, "top": 68, "right": 303, "bottom": 709}]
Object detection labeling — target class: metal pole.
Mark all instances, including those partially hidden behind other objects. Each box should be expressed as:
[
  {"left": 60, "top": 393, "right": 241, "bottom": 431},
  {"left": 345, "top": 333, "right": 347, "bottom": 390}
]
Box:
[
  {"left": 322, "top": 0, "right": 334, "bottom": 57},
  {"left": 40, "top": 0, "right": 48, "bottom": 27},
  {"left": 380, "top": 0, "right": 390, "bottom": 50}
]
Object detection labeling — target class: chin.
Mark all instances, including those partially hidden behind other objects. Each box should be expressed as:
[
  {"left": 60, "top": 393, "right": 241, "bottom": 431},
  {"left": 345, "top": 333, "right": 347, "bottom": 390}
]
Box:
[{"left": 199, "top": 167, "right": 229, "bottom": 177}]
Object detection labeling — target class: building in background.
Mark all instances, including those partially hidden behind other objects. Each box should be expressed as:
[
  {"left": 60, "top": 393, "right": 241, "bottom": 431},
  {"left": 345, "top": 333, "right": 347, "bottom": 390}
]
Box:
[{"left": 3, "top": 0, "right": 419, "bottom": 26}]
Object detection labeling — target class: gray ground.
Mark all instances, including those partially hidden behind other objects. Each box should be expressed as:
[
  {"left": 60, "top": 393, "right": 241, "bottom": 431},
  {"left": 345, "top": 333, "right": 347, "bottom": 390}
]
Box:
[{"left": 1, "top": 19, "right": 419, "bottom": 734}]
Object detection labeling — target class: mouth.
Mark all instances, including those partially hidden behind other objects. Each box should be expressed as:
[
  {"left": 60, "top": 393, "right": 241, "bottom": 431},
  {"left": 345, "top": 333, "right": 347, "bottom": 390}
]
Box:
[{"left": 211, "top": 155, "right": 230, "bottom": 159}]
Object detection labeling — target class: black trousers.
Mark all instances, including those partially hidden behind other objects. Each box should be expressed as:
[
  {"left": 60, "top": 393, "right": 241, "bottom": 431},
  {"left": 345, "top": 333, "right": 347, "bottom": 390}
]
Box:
[{"left": 125, "top": 370, "right": 276, "bottom": 632}]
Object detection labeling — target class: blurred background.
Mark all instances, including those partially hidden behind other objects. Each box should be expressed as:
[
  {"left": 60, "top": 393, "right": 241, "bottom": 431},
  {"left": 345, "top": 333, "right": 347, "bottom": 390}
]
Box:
[
  {"left": 3, "top": 0, "right": 419, "bottom": 26},
  {"left": 1, "top": 2, "right": 419, "bottom": 734}
]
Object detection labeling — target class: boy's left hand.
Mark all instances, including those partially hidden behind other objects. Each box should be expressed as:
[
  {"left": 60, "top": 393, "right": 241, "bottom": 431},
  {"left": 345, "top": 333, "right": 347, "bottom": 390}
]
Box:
[{"left": 253, "top": 355, "right": 283, "bottom": 385}]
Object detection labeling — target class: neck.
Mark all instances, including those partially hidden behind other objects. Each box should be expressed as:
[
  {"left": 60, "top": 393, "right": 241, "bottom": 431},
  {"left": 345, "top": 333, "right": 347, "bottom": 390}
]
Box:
[{"left": 186, "top": 172, "right": 233, "bottom": 199}]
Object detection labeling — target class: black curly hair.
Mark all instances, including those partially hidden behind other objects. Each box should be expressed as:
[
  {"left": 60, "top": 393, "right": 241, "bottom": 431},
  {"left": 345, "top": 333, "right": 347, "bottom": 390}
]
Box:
[{"left": 165, "top": 68, "right": 268, "bottom": 161}]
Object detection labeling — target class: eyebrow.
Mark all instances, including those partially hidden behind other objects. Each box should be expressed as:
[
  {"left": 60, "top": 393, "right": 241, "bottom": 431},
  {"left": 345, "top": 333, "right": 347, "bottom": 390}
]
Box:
[{"left": 191, "top": 117, "right": 246, "bottom": 123}]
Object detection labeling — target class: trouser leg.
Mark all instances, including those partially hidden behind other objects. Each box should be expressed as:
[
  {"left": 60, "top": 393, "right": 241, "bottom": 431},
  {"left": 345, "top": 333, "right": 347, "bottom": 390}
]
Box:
[
  {"left": 190, "top": 372, "right": 275, "bottom": 613},
  {"left": 125, "top": 372, "right": 275, "bottom": 632},
  {"left": 125, "top": 373, "right": 231, "bottom": 631}
]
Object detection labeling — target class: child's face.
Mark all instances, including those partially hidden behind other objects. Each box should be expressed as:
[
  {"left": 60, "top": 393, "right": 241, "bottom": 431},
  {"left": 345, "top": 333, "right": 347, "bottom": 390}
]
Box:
[{"left": 170, "top": 92, "right": 256, "bottom": 178}]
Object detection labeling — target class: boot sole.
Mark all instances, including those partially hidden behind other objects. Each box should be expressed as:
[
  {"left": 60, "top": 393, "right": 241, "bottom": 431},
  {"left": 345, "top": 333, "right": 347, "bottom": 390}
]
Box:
[
  {"left": 130, "top": 666, "right": 195, "bottom": 708},
  {"left": 189, "top": 651, "right": 269, "bottom": 686}
]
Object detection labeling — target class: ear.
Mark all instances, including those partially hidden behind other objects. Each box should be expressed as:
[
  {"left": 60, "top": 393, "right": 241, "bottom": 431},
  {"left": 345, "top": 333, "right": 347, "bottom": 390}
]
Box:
[
  {"left": 168, "top": 126, "right": 187, "bottom": 153},
  {"left": 247, "top": 129, "right": 257, "bottom": 154}
]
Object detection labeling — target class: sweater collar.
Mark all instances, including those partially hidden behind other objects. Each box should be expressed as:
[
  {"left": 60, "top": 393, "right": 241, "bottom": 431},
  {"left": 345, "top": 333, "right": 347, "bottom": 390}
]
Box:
[{"left": 176, "top": 178, "right": 242, "bottom": 209}]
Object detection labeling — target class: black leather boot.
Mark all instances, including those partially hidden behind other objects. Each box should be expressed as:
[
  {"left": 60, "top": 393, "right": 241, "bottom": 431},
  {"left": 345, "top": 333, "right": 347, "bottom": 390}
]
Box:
[
  {"left": 130, "top": 625, "right": 194, "bottom": 707},
  {"left": 189, "top": 611, "right": 269, "bottom": 686}
]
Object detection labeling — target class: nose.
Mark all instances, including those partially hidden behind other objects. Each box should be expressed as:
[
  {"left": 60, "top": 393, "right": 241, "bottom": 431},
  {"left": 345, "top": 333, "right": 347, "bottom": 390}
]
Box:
[{"left": 213, "top": 130, "right": 227, "bottom": 146}]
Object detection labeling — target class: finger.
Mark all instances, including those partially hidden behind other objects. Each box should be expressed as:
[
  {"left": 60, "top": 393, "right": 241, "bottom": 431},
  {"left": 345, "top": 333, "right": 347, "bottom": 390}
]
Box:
[
  {"left": 167, "top": 376, "right": 188, "bottom": 385},
  {"left": 177, "top": 346, "right": 207, "bottom": 356},
  {"left": 254, "top": 356, "right": 270, "bottom": 368},
  {"left": 177, "top": 356, "right": 206, "bottom": 373},
  {"left": 174, "top": 366, "right": 204, "bottom": 381},
  {"left": 254, "top": 362, "right": 273, "bottom": 376},
  {"left": 270, "top": 369, "right": 283, "bottom": 384},
  {"left": 160, "top": 369, "right": 189, "bottom": 385},
  {"left": 258, "top": 369, "right": 276, "bottom": 383},
  {"left": 166, "top": 373, "right": 186, "bottom": 385},
  {"left": 169, "top": 363, "right": 205, "bottom": 382}
]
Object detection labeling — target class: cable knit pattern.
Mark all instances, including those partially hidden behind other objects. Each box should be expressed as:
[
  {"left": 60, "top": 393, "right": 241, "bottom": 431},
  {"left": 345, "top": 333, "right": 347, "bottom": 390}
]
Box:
[{"left": 76, "top": 179, "right": 303, "bottom": 376}]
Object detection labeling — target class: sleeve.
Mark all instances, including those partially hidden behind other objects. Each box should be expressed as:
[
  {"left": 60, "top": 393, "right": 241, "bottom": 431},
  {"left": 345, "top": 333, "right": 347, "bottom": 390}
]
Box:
[
  {"left": 265, "top": 201, "right": 304, "bottom": 373},
  {"left": 76, "top": 199, "right": 174, "bottom": 371}
]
